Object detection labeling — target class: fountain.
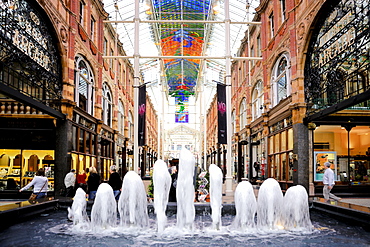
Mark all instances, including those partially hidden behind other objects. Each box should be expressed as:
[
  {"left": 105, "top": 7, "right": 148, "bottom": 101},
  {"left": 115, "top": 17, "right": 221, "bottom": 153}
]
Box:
[
  {"left": 118, "top": 171, "right": 149, "bottom": 228},
  {"left": 209, "top": 164, "right": 223, "bottom": 230},
  {"left": 176, "top": 148, "right": 195, "bottom": 230},
  {"left": 1, "top": 150, "right": 334, "bottom": 246},
  {"left": 257, "top": 178, "right": 284, "bottom": 230},
  {"left": 231, "top": 181, "right": 257, "bottom": 231},
  {"left": 282, "top": 185, "right": 312, "bottom": 231},
  {"left": 67, "top": 187, "right": 89, "bottom": 226},
  {"left": 152, "top": 159, "right": 171, "bottom": 232},
  {"left": 90, "top": 183, "right": 117, "bottom": 231}
]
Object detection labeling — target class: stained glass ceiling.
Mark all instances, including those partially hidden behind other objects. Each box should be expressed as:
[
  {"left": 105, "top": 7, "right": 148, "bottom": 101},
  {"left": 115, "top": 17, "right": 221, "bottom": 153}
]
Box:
[{"left": 103, "top": 0, "right": 259, "bottom": 100}]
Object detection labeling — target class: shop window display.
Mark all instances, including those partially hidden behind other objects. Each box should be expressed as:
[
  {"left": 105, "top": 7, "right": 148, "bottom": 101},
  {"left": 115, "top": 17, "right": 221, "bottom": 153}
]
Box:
[
  {"left": 314, "top": 151, "right": 338, "bottom": 181},
  {"left": 0, "top": 151, "right": 55, "bottom": 191}
]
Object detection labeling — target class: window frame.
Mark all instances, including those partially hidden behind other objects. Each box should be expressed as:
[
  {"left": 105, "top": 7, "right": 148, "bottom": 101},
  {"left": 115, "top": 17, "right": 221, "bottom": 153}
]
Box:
[
  {"left": 75, "top": 55, "right": 95, "bottom": 114},
  {"left": 269, "top": 12, "right": 274, "bottom": 38},
  {"left": 102, "top": 83, "right": 113, "bottom": 127},
  {"left": 251, "top": 80, "right": 264, "bottom": 120},
  {"left": 239, "top": 98, "right": 247, "bottom": 130},
  {"left": 118, "top": 100, "right": 125, "bottom": 134},
  {"left": 271, "top": 54, "right": 290, "bottom": 106},
  {"left": 79, "top": 1, "right": 85, "bottom": 26}
]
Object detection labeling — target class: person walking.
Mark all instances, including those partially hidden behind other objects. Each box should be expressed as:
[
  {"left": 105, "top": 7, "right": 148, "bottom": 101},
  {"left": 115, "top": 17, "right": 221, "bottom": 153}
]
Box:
[
  {"left": 108, "top": 165, "right": 122, "bottom": 200},
  {"left": 87, "top": 166, "right": 100, "bottom": 200},
  {"left": 19, "top": 168, "right": 48, "bottom": 200},
  {"left": 64, "top": 169, "right": 76, "bottom": 197},
  {"left": 323, "top": 162, "right": 341, "bottom": 202}
]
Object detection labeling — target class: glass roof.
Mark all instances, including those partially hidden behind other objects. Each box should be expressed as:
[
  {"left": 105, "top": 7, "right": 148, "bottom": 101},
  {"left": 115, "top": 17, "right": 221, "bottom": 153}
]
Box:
[{"left": 103, "top": 0, "right": 259, "bottom": 99}]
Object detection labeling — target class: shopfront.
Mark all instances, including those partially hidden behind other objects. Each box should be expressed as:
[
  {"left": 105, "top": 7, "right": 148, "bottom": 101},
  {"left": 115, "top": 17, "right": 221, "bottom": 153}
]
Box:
[
  {"left": 0, "top": 0, "right": 64, "bottom": 195},
  {"left": 267, "top": 116, "right": 294, "bottom": 190},
  {"left": 313, "top": 125, "right": 370, "bottom": 187},
  {"left": 304, "top": 0, "right": 370, "bottom": 194}
]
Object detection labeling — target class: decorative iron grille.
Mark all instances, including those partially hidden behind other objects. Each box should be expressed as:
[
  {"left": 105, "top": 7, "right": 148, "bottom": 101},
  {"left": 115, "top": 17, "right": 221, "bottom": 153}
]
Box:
[
  {"left": 0, "top": 0, "right": 62, "bottom": 111},
  {"left": 304, "top": 0, "right": 370, "bottom": 116}
]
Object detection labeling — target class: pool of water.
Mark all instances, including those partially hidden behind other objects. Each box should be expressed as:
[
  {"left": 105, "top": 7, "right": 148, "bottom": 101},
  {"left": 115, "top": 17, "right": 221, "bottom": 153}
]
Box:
[{"left": 1, "top": 209, "right": 369, "bottom": 247}]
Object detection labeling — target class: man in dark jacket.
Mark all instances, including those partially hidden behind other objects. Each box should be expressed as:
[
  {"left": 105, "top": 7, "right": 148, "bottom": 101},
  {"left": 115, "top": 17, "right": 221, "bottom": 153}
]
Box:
[{"left": 108, "top": 165, "right": 122, "bottom": 200}]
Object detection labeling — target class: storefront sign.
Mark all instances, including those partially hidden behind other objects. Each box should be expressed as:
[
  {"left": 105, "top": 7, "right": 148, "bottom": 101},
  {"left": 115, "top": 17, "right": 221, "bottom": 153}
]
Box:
[
  {"left": 305, "top": 0, "right": 370, "bottom": 112},
  {"left": 0, "top": 0, "right": 58, "bottom": 75}
]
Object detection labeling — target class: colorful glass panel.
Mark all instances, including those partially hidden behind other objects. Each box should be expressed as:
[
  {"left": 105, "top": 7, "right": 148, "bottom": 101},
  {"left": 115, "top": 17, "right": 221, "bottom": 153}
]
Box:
[{"left": 151, "top": 0, "right": 212, "bottom": 96}]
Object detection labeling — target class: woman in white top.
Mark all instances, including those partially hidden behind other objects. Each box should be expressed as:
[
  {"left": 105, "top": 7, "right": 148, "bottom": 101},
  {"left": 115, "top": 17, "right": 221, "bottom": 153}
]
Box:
[{"left": 19, "top": 168, "right": 49, "bottom": 199}]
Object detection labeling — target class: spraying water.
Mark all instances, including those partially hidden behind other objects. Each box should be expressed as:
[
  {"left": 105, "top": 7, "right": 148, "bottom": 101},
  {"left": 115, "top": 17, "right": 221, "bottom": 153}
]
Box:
[
  {"left": 257, "top": 178, "right": 284, "bottom": 230},
  {"left": 118, "top": 171, "right": 149, "bottom": 228},
  {"left": 176, "top": 148, "right": 195, "bottom": 230},
  {"left": 231, "top": 181, "right": 257, "bottom": 230},
  {"left": 209, "top": 164, "right": 223, "bottom": 230},
  {"left": 90, "top": 183, "right": 117, "bottom": 231},
  {"left": 282, "top": 185, "right": 313, "bottom": 231},
  {"left": 67, "top": 188, "right": 89, "bottom": 226},
  {"left": 153, "top": 159, "right": 172, "bottom": 232}
]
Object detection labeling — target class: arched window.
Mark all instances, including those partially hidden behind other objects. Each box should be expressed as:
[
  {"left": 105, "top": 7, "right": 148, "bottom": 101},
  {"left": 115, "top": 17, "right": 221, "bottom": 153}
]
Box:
[
  {"left": 239, "top": 98, "right": 247, "bottom": 130},
  {"left": 252, "top": 80, "right": 264, "bottom": 121},
  {"left": 28, "top": 155, "right": 39, "bottom": 172},
  {"left": 102, "top": 83, "right": 112, "bottom": 126},
  {"left": 118, "top": 100, "right": 125, "bottom": 134},
  {"left": 75, "top": 56, "right": 95, "bottom": 114},
  {"left": 271, "top": 54, "right": 290, "bottom": 106},
  {"left": 128, "top": 111, "right": 134, "bottom": 141}
]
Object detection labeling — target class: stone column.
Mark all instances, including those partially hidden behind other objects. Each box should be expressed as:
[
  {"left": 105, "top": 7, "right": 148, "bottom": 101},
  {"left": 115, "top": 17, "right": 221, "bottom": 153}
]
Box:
[
  {"left": 293, "top": 123, "right": 309, "bottom": 192},
  {"left": 55, "top": 119, "right": 71, "bottom": 198}
]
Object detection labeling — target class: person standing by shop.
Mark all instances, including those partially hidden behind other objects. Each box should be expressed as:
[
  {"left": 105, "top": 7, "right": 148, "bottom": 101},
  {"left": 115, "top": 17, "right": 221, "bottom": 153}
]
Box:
[
  {"left": 19, "top": 168, "right": 48, "bottom": 199},
  {"left": 87, "top": 166, "right": 100, "bottom": 200},
  {"left": 64, "top": 169, "right": 76, "bottom": 197},
  {"left": 323, "top": 162, "right": 341, "bottom": 202},
  {"left": 76, "top": 169, "right": 88, "bottom": 192},
  {"left": 108, "top": 165, "right": 122, "bottom": 200}
]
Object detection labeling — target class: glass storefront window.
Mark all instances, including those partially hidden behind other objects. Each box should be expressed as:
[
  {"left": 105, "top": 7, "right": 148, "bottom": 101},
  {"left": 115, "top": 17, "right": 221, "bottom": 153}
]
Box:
[
  {"left": 274, "top": 133, "right": 280, "bottom": 153},
  {"left": 79, "top": 129, "right": 84, "bottom": 153},
  {"left": 282, "top": 153, "right": 286, "bottom": 180},
  {"left": 314, "top": 125, "right": 370, "bottom": 184},
  {"left": 268, "top": 124, "right": 293, "bottom": 182},
  {"left": 0, "top": 150, "right": 54, "bottom": 191},
  {"left": 288, "top": 128, "right": 293, "bottom": 150},
  {"left": 269, "top": 136, "right": 274, "bottom": 153},
  {"left": 276, "top": 154, "right": 280, "bottom": 180},
  {"left": 281, "top": 131, "right": 286, "bottom": 150},
  {"left": 314, "top": 151, "right": 337, "bottom": 181}
]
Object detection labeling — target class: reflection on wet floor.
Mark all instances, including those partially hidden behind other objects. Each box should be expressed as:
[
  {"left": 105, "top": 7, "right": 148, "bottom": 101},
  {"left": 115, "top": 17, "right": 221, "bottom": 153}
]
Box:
[{"left": 0, "top": 197, "right": 55, "bottom": 211}]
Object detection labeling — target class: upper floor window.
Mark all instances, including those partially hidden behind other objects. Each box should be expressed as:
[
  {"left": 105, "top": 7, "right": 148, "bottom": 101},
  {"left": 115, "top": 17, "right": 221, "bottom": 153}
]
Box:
[
  {"left": 102, "top": 83, "right": 113, "bottom": 127},
  {"left": 75, "top": 56, "right": 94, "bottom": 114},
  {"left": 90, "top": 16, "right": 96, "bottom": 41},
  {"left": 79, "top": 1, "right": 85, "bottom": 25},
  {"left": 110, "top": 48, "right": 114, "bottom": 70},
  {"left": 272, "top": 54, "right": 290, "bottom": 106},
  {"left": 239, "top": 98, "right": 247, "bottom": 130},
  {"left": 103, "top": 38, "right": 108, "bottom": 56},
  {"left": 118, "top": 100, "right": 125, "bottom": 134},
  {"left": 257, "top": 34, "right": 261, "bottom": 57},
  {"left": 280, "top": 0, "right": 286, "bottom": 22},
  {"left": 252, "top": 80, "right": 264, "bottom": 121},
  {"left": 269, "top": 13, "right": 274, "bottom": 38},
  {"left": 250, "top": 46, "right": 255, "bottom": 67}
]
